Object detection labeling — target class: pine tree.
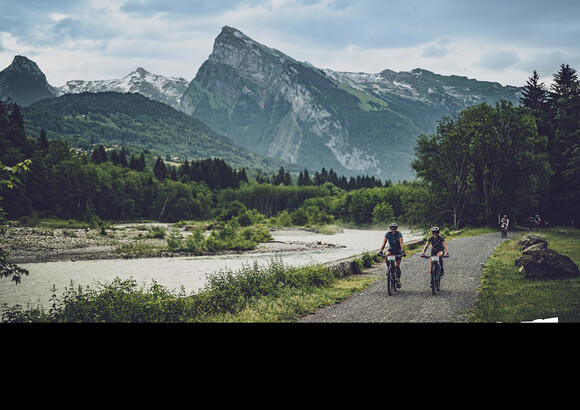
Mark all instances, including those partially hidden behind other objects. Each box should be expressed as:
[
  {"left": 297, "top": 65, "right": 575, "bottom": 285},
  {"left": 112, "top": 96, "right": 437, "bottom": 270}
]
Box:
[
  {"left": 37, "top": 128, "right": 49, "bottom": 152},
  {"left": 153, "top": 156, "right": 167, "bottom": 179},
  {"left": 138, "top": 153, "right": 146, "bottom": 172},
  {"left": 520, "top": 70, "right": 548, "bottom": 112},
  {"left": 546, "top": 64, "right": 580, "bottom": 225}
]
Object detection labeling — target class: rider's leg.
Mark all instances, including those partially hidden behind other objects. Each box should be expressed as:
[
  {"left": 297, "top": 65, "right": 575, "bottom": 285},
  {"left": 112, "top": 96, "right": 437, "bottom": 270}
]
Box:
[
  {"left": 437, "top": 250, "right": 444, "bottom": 275},
  {"left": 395, "top": 259, "right": 402, "bottom": 287}
]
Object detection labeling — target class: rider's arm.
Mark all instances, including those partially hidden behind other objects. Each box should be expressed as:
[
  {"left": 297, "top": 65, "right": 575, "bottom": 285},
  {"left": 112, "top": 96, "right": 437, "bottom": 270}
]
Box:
[
  {"left": 399, "top": 236, "right": 404, "bottom": 252},
  {"left": 380, "top": 237, "right": 387, "bottom": 253},
  {"left": 443, "top": 240, "right": 449, "bottom": 255},
  {"left": 421, "top": 239, "right": 430, "bottom": 254}
]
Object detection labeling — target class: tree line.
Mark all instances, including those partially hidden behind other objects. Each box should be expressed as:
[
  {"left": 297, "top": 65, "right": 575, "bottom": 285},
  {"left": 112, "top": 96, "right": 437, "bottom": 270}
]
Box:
[
  {"left": 2, "top": 63, "right": 579, "bottom": 230},
  {"left": 0, "top": 99, "right": 402, "bottom": 225},
  {"left": 412, "top": 63, "right": 579, "bottom": 229}
]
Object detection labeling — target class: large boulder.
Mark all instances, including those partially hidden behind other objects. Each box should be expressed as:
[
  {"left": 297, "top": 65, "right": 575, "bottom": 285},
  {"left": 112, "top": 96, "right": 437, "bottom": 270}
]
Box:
[
  {"left": 522, "top": 242, "right": 548, "bottom": 255},
  {"left": 518, "top": 234, "right": 548, "bottom": 251},
  {"left": 516, "top": 249, "right": 579, "bottom": 279}
]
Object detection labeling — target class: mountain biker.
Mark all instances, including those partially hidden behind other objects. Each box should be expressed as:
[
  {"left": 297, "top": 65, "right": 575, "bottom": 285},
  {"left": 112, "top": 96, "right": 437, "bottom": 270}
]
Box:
[
  {"left": 500, "top": 215, "right": 509, "bottom": 233},
  {"left": 378, "top": 223, "right": 405, "bottom": 288},
  {"left": 421, "top": 227, "right": 449, "bottom": 276}
]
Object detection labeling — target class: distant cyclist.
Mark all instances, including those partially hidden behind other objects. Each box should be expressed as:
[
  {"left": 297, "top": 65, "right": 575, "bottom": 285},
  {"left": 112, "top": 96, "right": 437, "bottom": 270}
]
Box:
[
  {"left": 500, "top": 215, "right": 510, "bottom": 233},
  {"left": 421, "top": 227, "right": 450, "bottom": 276},
  {"left": 378, "top": 223, "right": 405, "bottom": 288}
]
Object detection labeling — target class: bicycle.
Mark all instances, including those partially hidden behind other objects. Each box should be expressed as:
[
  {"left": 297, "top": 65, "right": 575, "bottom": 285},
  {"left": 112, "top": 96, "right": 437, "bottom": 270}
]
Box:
[
  {"left": 501, "top": 223, "right": 508, "bottom": 238},
  {"left": 421, "top": 254, "right": 449, "bottom": 294},
  {"left": 379, "top": 251, "right": 405, "bottom": 295}
]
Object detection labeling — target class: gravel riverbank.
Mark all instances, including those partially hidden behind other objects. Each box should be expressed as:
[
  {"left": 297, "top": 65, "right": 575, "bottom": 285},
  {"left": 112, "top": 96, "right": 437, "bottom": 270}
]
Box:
[{"left": 2, "top": 224, "right": 344, "bottom": 264}]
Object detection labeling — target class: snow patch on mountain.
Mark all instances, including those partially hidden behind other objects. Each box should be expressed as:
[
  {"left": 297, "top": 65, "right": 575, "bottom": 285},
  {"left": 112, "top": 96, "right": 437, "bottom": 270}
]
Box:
[{"left": 56, "top": 68, "right": 189, "bottom": 109}]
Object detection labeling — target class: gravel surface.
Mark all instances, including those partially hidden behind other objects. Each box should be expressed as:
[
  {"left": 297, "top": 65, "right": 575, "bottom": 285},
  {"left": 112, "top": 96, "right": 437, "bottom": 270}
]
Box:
[
  {"left": 3, "top": 225, "right": 345, "bottom": 264},
  {"left": 299, "top": 232, "right": 505, "bottom": 323}
]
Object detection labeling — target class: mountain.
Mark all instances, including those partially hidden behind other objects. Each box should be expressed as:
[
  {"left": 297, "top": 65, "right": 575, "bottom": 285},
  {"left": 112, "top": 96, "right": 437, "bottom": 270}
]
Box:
[
  {"left": 2, "top": 31, "right": 523, "bottom": 181},
  {"left": 180, "top": 26, "right": 522, "bottom": 181},
  {"left": 22, "top": 91, "right": 299, "bottom": 174},
  {"left": 56, "top": 68, "right": 189, "bottom": 110},
  {"left": 0, "top": 55, "right": 58, "bottom": 106}
]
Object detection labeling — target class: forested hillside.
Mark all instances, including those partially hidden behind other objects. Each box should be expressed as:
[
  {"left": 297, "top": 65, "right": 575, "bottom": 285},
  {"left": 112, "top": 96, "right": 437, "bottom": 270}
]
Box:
[{"left": 21, "top": 91, "right": 298, "bottom": 175}]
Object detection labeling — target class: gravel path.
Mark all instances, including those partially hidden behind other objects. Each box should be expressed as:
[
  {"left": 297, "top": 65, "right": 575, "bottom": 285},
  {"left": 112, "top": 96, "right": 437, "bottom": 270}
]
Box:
[{"left": 299, "top": 232, "right": 505, "bottom": 323}]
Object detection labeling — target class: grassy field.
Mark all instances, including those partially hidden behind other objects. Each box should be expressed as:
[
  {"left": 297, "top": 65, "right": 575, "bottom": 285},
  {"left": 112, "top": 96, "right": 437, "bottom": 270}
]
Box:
[{"left": 468, "top": 227, "right": 580, "bottom": 323}]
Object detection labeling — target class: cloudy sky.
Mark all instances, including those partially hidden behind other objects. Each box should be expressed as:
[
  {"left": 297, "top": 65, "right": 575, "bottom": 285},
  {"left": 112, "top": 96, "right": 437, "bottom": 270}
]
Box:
[{"left": 1, "top": 0, "right": 578, "bottom": 87}]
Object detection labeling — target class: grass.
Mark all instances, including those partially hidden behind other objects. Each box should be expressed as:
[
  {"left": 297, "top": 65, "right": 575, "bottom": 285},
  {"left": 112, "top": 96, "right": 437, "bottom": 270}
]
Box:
[
  {"left": 199, "top": 275, "right": 376, "bottom": 322},
  {"left": 1, "top": 257, "right": 377, "bottom": 323},
  {"left": 468, "top": 227, "right": 580, "bottom": 323}
]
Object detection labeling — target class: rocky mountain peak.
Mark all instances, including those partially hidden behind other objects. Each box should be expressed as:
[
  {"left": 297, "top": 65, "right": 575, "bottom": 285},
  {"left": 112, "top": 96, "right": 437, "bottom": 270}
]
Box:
[
  {"left": 8, "top": 56, "right": 45, "bottom": 77},
  {"left": 0, "top": 55, "right": 57, "bottom": 105}
]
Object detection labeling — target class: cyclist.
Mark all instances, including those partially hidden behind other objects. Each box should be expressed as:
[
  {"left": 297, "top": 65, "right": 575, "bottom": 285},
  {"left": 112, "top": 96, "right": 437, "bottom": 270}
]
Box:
[
  {"left": 500, "top": 214, "right": 509, "bottom": 234},
  {"left": 421, "top": 227, "right": 450, "bottom": 276},
  {"left": 378, "top": 223, "right": 405, "bottom": 288}
]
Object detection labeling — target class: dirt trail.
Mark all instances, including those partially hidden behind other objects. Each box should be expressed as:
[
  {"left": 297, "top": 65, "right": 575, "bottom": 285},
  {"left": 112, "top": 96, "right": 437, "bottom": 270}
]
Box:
[{"left": 299, "top": 233, "right": 505, "bottom": 323}]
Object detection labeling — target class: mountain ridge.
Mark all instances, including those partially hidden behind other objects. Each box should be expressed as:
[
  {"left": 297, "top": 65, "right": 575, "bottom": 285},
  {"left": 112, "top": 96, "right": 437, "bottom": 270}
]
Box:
[
  {"left": 1, "top": 27, "right": 523, "bottom": 180},
  {"left": 56, "top": 67, "right": 189, "bottom": 110},
  {"left": 179, "top": 26, "right": 522, "bottom": 181}
]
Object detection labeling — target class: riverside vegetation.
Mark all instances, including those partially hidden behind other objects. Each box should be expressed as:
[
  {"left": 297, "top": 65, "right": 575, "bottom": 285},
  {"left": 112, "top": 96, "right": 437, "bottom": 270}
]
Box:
[
  {"left": 468, "top": 227, "right": 580, "bottom": 322},
  {"left": 2, "top": 64, "right": 580, "bottom": 322}
]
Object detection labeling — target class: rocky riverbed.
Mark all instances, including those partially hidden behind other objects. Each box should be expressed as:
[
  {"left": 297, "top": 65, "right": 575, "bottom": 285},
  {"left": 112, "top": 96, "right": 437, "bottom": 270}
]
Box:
[{"left": 2, "top": 224, "right": 345, "bottom": 264}]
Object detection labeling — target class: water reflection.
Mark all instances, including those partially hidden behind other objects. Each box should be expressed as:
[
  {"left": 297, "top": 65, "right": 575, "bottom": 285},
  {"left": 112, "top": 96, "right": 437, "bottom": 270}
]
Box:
[{"left": 1, "top": 228, "right": 421, "bottom": 309}]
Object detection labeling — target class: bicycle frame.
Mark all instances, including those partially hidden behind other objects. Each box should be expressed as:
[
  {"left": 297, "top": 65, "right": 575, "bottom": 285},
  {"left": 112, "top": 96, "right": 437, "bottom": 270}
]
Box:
[
  {"left": 430, "top": 256, "right": 441, "bottom": 294},
  {"left": 386, "top": 255, "right": 398, "bottom": 295}
]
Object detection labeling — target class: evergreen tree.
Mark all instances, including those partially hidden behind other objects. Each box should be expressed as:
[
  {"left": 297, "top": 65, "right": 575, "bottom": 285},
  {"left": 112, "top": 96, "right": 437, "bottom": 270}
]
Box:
[
  {"left": 520, "top": 70, "right": 548, "bottom": 112},
  {"left": 110, "top": 150, "right": 120, "bottom": 166},
  {"left": 544, "top": 64, "right": 580, "bottom": 225},
  {"left": 153, "top": 157, "right": 167, "bottom": 180},
  {"left": 119, "top": 149, "right": 128, "bottom": 167},
  {"left": 129, "top": 154, "right": 139, "bottom": 171},
  {"left": 91, "top": 145, "right": 108, "bottom": 164},
  {"left": 37, "top": 128, "right": 50, "bottom": 152},
  {"left": 138, "top": 153, "right": 146, "bottom": 172}
]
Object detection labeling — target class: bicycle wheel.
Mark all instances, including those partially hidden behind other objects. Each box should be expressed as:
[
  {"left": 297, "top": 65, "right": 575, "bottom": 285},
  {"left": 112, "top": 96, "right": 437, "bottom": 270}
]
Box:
[
  {"left": 430, "top": 263, "right": 439, "bottom": 294},
  {"left": 387, "top": 264, "right": 395, "bottom": 295}
]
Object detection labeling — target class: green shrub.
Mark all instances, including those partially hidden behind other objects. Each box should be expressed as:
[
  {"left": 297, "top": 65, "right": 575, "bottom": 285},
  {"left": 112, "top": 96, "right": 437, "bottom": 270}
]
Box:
[
  {"left": 146, "top": 225, "right": 167, "bottom": 238},
  {"left": 351, "top": 258, "right": 364, "bottom": 274}
]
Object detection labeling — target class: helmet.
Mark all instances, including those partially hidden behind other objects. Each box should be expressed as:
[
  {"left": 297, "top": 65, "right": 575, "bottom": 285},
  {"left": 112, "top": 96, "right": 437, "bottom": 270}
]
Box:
[
  {"left": 431, "top": 226, "right": 440, "bottom": 233},
  {"left": 389, "top": 223, "right": 398, "bottom": 229}
]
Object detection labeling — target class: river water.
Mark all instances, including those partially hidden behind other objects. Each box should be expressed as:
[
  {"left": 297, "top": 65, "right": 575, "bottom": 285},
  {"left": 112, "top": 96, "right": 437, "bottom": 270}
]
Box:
[{"left": 1, "top": 228, "right": 422, "bottom": 310}]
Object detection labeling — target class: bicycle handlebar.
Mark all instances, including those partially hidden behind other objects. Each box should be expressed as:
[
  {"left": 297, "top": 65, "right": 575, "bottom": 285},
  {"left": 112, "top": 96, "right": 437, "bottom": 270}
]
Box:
[
  {"left": 378, "top": 251, "right": 406, "bottom": 257},
  {"left": 421, "top": 253, "right": 449, "bottom": 258}
]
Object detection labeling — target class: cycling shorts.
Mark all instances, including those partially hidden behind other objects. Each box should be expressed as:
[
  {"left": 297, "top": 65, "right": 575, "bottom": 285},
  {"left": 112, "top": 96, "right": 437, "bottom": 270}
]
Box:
[{"left": 387, "top": 250, "right": 403, "bottom": 260}]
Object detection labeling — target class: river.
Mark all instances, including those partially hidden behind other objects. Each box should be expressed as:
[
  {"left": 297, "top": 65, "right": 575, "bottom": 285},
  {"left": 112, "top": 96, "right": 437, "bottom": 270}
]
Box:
[{"left": 0, "top": 228, "right": 422, "bottom": 310}]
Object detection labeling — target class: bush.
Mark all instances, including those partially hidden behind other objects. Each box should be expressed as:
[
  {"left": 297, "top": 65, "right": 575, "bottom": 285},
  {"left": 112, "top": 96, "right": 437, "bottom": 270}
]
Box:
[
  {"left": 167, "top": 221, "right": 272, "bottom": 254},
  {"left": 0, "top": 278, "right": 194, "bottom": 323},
  {"left": 197, "top": 258, "right": 337, "bottom": 315},
  {"left": 146, "top": 225, "right": 167, "bottom": 238},
  {"left": 361, "top": 251, "right": 379, "bottom": 268},
  {"left": 351, "top": 258, "right": 364, "bottom": 274}
]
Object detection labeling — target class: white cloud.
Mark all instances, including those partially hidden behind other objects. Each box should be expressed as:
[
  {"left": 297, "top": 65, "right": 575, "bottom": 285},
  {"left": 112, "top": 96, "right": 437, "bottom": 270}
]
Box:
[{"left": 1, "top": 0, "right": 580, "bottom": 88}]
